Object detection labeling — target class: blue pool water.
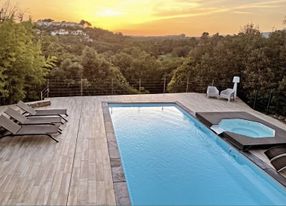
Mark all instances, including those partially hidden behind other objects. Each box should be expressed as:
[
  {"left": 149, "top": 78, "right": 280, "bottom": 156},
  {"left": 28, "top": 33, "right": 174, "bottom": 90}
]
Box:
[
  {"left": 109, "top": 103, "right": 286, "bottom": 205},
  {"left": 218, "top": 119, "right": 275, "bottom": 138}
]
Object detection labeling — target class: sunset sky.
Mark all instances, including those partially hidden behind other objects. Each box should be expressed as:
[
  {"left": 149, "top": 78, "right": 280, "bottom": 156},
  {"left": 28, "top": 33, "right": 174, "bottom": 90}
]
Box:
[{"left": 10, "top": 0, "right": 286, "bottom": 36}]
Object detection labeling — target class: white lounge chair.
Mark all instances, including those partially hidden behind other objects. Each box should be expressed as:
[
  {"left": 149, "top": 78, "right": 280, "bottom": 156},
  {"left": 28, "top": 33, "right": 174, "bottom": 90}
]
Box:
[
  {"left": 207, "top": 86, "right": 219, "bottom": 98},
  {"left": 220, "top": 88, "right": 235, "bottom": 102}
]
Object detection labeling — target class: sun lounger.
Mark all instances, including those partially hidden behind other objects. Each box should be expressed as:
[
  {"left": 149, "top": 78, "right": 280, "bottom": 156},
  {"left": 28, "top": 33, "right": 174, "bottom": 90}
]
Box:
[
  {"left": 220, "top": 88, "right": 235, "bottom": 102},
  {"left": 17, "top": 101, "right": 68, "bottom": 122},
  {"left": 5, "top": 107, "right": 64, "bottom": 126},
  {"left": 271, "top": 155, "right": 286, "bottom": 172},
  {"left": 207, "top": 86, "right": 219, "bottom": 98},
  {"left": 265, "top": 146, "right": 286, "bottom": 160},
  {"left": 0, "top": 115, "right": 60, "bottom": 142}
]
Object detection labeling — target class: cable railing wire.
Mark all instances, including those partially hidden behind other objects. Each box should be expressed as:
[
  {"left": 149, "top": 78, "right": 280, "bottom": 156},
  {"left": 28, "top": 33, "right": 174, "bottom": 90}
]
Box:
[
  {"left": 47, "top": 77, "right": 232, "bottom": 97},
  {"left": 41, "top": 76, "right": 286, "bottom": 118}
]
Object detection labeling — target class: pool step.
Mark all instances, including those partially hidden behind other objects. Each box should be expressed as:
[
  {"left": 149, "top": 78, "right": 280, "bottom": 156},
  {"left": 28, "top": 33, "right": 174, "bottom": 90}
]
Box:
[{"left": 210, "top": 125, "right": 225, "bottom": 135}]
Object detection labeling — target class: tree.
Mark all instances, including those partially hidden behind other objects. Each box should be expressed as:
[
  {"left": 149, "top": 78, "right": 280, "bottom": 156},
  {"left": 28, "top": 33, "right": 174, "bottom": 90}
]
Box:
[
  {"left": 240, "top": 24, "right": 260, "bottom": 35},
  {"left": 0, "top": 0, "right": 17, "bottom": 22},
  {"left": 0, "top": 19, "right": 50, "bottom": 103},
  {"left": 81, "top": 47, "right": 137, "bottom": 94},
  {"left": 111, "top": 47, "right": 165, "bottom": 93},
  {"left": 168, "top": 33, "right": 242, "bottom": 93},
  {"left": 0, "top": 64, "right": 7, "bottom": 97},
  {"left": 79, "top": 19, "right": 92, "bottom": 27},
  {"left": 50, "top": 58, "right": 83, "bottom": 81},
  {"left": 167, "top": 57, "right": 194, "bottom": 92},
  {"left": 42, "top": 18, "right": 54, "bottom": 22}
]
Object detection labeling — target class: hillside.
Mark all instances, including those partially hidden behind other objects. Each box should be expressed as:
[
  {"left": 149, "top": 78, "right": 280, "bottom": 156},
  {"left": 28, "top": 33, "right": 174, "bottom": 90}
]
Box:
[{"left": 0, "top": 18, "right": 285, "bottom": 117}]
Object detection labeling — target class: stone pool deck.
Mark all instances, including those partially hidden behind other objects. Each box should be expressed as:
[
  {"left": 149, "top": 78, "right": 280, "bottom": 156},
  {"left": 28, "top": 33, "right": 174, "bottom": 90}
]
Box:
[{"left": 0, "top": 93, "right": 285, "bottom": 205}]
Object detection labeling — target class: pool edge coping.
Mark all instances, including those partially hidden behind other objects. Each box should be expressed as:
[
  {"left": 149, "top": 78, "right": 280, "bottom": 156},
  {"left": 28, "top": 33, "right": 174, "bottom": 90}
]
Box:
[
  {"left": 102, "top": 102, "right": 131, "bottom": 206},
  {"left": 102, "top": 101, "right": 286, "bottom": 205}
]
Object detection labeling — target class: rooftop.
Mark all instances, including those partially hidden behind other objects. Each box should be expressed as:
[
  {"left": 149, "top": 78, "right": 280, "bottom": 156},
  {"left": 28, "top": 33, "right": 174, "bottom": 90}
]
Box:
[{"left": 0, "top": 93, "right": 285, "bottom": 205}]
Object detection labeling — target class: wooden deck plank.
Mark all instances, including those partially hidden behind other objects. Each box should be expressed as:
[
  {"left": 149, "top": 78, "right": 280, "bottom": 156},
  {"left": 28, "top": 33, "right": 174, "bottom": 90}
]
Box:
[{"left": 0, "top": 93, "right": 285, "bottom": 205}]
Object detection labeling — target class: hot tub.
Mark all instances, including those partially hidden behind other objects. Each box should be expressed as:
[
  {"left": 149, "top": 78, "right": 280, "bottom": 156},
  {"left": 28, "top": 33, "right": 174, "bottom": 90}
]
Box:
[{"left": 218, "top": 119, "right": 275, "bottom": 138}]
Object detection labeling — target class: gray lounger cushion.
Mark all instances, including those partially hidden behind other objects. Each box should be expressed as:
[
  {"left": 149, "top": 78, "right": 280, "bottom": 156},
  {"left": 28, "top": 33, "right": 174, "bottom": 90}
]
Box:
[
  {"left": 271, "top": 155, "right": 286, "bottom": 172},
  {"left": 265, "top": 146, "right": 286, "bottom": 160},
  {"left": 17, "top": 101, "right": 67, "bottom": 116},
  {"left": 5, "top": 108, "right": 62, "bottom": 125},
  {"left": 0, "top": 115, "right": 59, "bottom": 142}
]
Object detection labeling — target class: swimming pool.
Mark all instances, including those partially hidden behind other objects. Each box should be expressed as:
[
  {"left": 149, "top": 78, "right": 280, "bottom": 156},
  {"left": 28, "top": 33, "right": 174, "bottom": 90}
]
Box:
[
  {"left": 218, "top": 119, "right": 275, "bottom": 138},
  {"left": 109, "top": 103, "right": 286, "bottom": 205}
]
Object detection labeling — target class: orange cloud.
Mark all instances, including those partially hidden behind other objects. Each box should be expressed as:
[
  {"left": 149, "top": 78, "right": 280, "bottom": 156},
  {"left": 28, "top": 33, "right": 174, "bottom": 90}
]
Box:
[{"left": 9, "top": 0, "right": 286, "bottom": 35}]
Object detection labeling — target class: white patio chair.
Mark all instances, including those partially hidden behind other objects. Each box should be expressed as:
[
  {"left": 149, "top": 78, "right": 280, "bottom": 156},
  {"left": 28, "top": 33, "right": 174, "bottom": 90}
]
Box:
[
  {"left": 207, "top": 86, "right": 219, "bottom": 98},
  {"left": 220, "top": 88, "right": 235, "bottom": 102}
]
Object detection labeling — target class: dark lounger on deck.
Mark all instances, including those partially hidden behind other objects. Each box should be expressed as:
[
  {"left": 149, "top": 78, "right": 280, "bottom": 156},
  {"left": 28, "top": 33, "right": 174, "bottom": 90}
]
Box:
[
  {"left": 271, "top": 155, "right": 286, "bottom": 172},
  {"left": 5, "top": 107, "right": 64, "bottom": 126},
  {"left": 0, "top": 115, "right": 60, "bottom": 142},
  {"left": 265, "top": 146, "right": 286, "bottom": 160},
  {"left": 17, "top": 101, "right": 68, "bottom": 122}
]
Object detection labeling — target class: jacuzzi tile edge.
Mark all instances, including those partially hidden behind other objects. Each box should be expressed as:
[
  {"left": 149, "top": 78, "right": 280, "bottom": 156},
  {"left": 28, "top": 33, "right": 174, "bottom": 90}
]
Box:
[{"left": 102, "top": 101, "right": 286, "bottom": 205}]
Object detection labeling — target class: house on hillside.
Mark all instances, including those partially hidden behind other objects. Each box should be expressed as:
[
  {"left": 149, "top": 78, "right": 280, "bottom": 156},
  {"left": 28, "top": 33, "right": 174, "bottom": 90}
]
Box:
[
  {"left": 35, "top": 29, "right": 42, "bottom": 35},
  {"left": 84, "top": 36, "right": 94, "bottom": 42},
  {"left": 61, "top": 22, "right": 84, "bottom": 28},
  {"left": 51, "top": 29, "right": 69, "bottom": 36},
  {"left": 70, "top": 30, "right": 87, "bottom": 36},
  {"left": 36, "top": 20, "right": 52, "bottom": 27},
  {"left": 36, "top": 20, "right": 84, "bottom": 28},
  {"left": 261, "top": 32, "right": 271, "bottom": 38}
]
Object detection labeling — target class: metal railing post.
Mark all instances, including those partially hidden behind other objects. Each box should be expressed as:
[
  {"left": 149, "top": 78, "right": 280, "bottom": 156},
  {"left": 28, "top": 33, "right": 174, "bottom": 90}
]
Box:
[
  {"left": 186, "top": 75, "right": 190, "bottom": 93},
  {"left": 111, "top": 78, "right": 114, "bottom": 95},
  {"left": 163, "top": 76, "right": 166, "bottom": 93},
  {"left": 47, "top": 79, "right": 50, "bottom": 98},
  {"left": 253, "top": 90, "right": 258, "bottom": 109},
  {"left": 40, "top": 80, "right": 50, "bottom": 100},
  {"left": 80, "top": 78, "right": 83, "bottom": 96},
  {"left": 266, "top": 90, "right": 273, "bottom": 114},
  {"left": 139, "top": 78, "right": 141, "bottom": 92}
]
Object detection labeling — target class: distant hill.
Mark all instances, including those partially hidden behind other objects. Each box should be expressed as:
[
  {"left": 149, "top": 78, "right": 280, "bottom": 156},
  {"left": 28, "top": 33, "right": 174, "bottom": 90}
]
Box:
[
  {"left": 35, "top": 19, "right": 196, "bottom": 42},
  {"left": 128, "top": 34, "right": 190, "bottom": 41}
]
